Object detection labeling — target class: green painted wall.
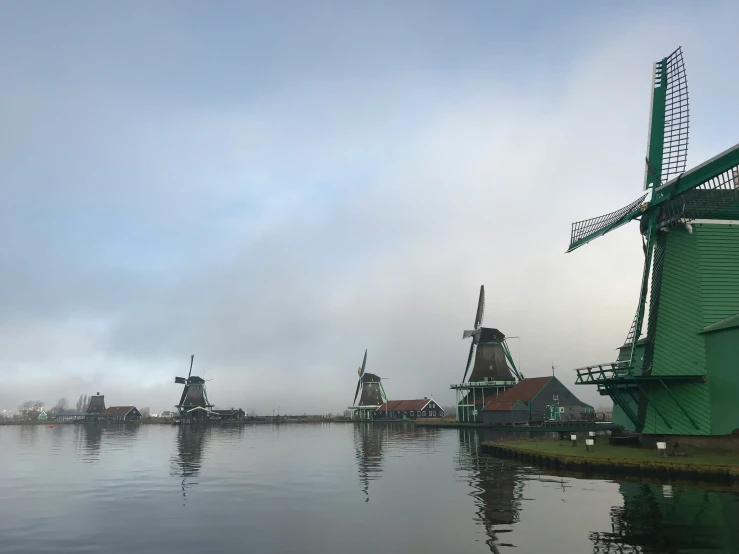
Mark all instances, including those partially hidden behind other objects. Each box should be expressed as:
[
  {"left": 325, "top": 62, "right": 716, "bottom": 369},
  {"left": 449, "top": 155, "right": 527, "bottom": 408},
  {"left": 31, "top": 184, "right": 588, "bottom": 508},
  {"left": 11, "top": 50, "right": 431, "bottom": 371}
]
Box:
[
  {"left": 696, "top": 224, "right": 739, "bottom": 326},
  {"left": 643, "top": 223, "right": 739, "bottom": 435},
  {"left": 646, "top": 226, "right": 710, "bottom": 434},
  {"left": 641, "top": 381, "right": 709, "bottom": 435},
  {"left": 651, "top": 227, "right": 706, "bottom": 377},
  {"left": 611, "top": 394, "right": 638, "bottom": 432},
  {"left": 707, "top": 326, "right": 739, "bottom": 435}
]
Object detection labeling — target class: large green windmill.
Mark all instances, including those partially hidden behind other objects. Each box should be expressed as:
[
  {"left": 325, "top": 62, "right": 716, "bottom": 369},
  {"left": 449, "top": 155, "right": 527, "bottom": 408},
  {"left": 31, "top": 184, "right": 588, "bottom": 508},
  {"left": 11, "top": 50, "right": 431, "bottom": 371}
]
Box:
[{"left": 569, "top": 47, "right": 739, "bottom": 436}]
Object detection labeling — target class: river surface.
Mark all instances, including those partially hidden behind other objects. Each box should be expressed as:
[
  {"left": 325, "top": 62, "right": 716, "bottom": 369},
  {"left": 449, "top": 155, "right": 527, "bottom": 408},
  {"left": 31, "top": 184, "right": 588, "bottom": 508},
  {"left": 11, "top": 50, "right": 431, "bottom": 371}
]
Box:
[{"left": 1, "top": 423, "right": 738, "bottom": 554}]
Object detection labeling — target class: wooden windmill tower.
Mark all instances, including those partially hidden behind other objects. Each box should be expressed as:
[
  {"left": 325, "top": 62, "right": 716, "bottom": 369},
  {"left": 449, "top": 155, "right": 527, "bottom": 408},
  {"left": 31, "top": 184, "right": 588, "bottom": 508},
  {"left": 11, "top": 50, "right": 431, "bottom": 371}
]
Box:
[
  {"left": 569, "top": 47, "right": 739, "bottom": 436},
  {"left": 451, "top": 285, "right": 521, "bottom": 422},
  {"left": 175, "top": 355, "right": 215, "bottom": 421},
  {"left": 348, "top": 350, "right": 387, "bottom": 421}
]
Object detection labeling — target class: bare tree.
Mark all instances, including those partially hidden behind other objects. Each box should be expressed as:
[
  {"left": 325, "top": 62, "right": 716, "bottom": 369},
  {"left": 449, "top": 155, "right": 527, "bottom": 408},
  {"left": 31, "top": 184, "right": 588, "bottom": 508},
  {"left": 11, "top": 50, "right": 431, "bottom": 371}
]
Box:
[
  {"left": 75, "top": 395, "right": 84, "bottom": 412},
  {"left": 17, "top": 400, "right": 44, "bottom": 419},
  {"left": 140, "top": 406, "right": 151, "bottom": 418},
  {"left": 51, "top": 398, "right": 69, "bottom": 414}
]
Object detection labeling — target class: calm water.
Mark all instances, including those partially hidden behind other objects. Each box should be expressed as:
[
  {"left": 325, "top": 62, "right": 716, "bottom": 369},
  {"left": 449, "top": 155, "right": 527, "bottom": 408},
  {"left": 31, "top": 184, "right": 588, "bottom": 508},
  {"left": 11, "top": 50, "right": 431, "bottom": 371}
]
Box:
[{"left": 1, "top": 423, "right": 739, "bottom": 554}]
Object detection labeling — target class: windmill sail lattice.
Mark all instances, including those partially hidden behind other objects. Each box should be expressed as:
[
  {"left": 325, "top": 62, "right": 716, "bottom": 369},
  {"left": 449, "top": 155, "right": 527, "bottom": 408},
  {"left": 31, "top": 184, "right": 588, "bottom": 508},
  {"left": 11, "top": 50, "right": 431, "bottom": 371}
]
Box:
[{"left": 656, "top": 47, "right": 690, "bottom": 185}]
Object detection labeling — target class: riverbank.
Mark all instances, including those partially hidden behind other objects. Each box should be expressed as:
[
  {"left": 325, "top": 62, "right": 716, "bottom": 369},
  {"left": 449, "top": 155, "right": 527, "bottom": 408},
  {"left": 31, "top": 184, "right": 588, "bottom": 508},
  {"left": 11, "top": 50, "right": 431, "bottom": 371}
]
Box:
[
  {"left": 482, "top": 438, "right": 739, "bottom": 483},
  {"left": 1, "top": 417, "right": 354, "bottom": 426},
  {"left": 416, "top": 420, "right": 619, "bottom": 432}
]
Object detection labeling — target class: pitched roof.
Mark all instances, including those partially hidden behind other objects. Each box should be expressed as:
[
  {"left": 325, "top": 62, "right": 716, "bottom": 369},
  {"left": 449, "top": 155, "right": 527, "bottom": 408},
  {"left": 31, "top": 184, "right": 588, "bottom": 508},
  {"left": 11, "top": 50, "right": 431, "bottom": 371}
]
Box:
[
  {"left": 483, "top": 399, "right": 527, "bottom": 412},
  {"left": 101, "top": 406, "right": 138, "bottom": 417},
  {"left": 489, "top": 376, "right": 552, "bottom": 403},
  {"left": 376, "top": 399, "right": 438, "bottom": 412}
]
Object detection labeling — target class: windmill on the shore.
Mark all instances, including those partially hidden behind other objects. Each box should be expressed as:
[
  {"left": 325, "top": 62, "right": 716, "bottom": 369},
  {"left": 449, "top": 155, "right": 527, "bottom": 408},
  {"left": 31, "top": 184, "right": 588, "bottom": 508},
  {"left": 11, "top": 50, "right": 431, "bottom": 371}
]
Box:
[
  {"left": 175, "top": 355, "right": 214, "bottom": 420},
  {"left": 451, "top": 285, "right": 521, "bottom": 422},
  {"left": 349, "top": 350, "right": 387, "bottom": 420},
  {"left": 569, "top": 47, "right": 739, "bottom": 436}
]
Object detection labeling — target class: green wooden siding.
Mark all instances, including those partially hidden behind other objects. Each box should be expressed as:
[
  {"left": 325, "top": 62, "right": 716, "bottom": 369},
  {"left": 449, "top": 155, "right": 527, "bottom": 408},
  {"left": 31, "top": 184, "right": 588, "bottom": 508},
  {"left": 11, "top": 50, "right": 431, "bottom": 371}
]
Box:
[
  {"left": 611, "top": 393, "right": 638, "bottom": 432},
  {"left": 641, "top": 381, "right": 711, "bottom": 435},
  {"left": 651, "top": 227, "right": 706, "bottom": 377},
  {"left": 696, "top": 224, "right": 739, "bottom": 326},
  {"left": 643, "top": 223, "right": 739, "bottom": 435},
  {"left": 707, "top": 327, "right": 739, "bottom": 435}
]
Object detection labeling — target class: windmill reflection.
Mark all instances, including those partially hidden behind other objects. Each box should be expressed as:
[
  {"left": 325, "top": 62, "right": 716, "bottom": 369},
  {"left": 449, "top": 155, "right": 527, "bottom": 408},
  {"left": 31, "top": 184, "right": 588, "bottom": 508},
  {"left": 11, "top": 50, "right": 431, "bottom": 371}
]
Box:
[
  {"left": 170, "top": 426, "right": 210, "bottom": 506},
  {"left": 590, "top": 482, "right": 739, "bottom": 553},
  {"left": 456, "top": 429, "right": 524, "bottom": 554},
  {"left": 353, "top": 423, "right": 384, "bottom": 502}
]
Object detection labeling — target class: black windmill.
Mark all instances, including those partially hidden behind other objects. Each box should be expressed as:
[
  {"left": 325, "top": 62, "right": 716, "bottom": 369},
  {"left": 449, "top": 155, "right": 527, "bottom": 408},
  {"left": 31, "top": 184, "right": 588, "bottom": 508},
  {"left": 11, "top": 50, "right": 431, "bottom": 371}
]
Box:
[
  {"left": 452, "top": 285, "right": 522, "bottom": 422},
  {"left": 175, "top": 355, "right": 214, "bottom": 421},
  {"left": 350, "top": 350, "right": 387, "bottom": 420}
]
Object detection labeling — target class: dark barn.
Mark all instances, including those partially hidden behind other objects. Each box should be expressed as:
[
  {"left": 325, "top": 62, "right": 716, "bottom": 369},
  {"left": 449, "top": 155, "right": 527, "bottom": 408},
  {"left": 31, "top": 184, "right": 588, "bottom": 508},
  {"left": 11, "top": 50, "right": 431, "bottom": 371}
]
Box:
[
  {"left": 481, "top": 376, "right": 593, "bottom": 425},
  {"left": 212, "top": 409, "right": 246, "bottom": 421},
  {"left": 374, "top": 399, "right": 444, "bottom": 420},
  {"left": 100, "top": 406, "right": 142, "bottom": 422}
]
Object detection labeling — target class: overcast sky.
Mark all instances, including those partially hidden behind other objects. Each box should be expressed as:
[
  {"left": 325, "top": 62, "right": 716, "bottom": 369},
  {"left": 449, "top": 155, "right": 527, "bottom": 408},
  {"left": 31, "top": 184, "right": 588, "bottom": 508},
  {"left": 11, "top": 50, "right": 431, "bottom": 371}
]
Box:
[{"left": 2, "top": 1, "right": 738, "bottom": 414}]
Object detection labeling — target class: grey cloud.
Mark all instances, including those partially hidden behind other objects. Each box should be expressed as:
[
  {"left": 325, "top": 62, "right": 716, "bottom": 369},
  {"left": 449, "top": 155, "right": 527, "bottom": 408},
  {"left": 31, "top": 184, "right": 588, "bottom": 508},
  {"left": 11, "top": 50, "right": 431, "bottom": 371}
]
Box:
[{"left": 2, "top": 2, "right": 739, "bottom": 414}]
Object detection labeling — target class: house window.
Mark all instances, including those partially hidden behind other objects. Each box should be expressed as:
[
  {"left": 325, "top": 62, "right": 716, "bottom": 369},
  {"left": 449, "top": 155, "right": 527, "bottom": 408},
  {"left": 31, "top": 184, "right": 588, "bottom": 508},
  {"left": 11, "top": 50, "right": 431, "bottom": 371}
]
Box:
[
  {"left": 422, "top": 411, "right": 426, "bottom": 416},
  {"left": 553, "top": 394, "right": 559, "bottom": 401},
  {"left": 410, "top": 411, "right": 414, "bottom": 416}
]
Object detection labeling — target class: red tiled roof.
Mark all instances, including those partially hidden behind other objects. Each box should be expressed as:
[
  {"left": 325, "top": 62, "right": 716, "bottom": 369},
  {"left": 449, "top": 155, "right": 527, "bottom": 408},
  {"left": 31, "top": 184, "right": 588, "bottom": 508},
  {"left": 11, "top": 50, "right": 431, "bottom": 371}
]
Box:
[
  {"left": 376, "top": 399, "right": 437, "bottom": 412},
  {"left": 483, "top": 399, "right": 526, "bottom": 412},
  {"left": 101, "top": 406, "right": 137, "bottom": 417},
  {"left": 486, "top": 377, "right": 552, "bottom": 405}
]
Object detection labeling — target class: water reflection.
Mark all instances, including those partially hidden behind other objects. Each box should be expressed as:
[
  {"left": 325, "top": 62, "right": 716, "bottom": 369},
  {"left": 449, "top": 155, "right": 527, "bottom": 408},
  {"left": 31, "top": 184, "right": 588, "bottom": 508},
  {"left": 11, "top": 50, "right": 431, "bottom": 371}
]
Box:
[
  {"left": 456, "top": 429, "right": 524, "bottom": 554},
  {"left": 353, "top": 423, "right": 384, "bottom": 502},
  {"left": 591, "top": 482, "right": 739, "bottom": 553},
  {"left": 170, "top": 426, "right": 211, "bottom": 506},
  {"left": 352, "top": 423, "right": 441, "bottom": 502}
]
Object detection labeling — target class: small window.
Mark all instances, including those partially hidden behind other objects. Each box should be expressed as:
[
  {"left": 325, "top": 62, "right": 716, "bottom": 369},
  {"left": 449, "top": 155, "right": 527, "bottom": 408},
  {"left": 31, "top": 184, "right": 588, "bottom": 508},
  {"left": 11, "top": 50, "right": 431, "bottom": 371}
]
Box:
[
  {"left": 422, "top": 411, "right": 426, "bottom": 416},
  {"left": 553, "top": 394, "right": 559, "bottom": 401},
  {"left": 410, "top": 411, "right": 414, "bottom": 416}
]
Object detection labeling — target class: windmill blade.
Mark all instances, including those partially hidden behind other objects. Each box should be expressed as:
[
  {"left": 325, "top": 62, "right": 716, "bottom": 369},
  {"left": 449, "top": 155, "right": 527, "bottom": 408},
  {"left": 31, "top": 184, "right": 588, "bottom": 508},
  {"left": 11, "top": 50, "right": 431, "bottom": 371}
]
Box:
[
  {"left": 644, "top": 47, "right": 690, "bottom": 190},
  {"left": 474, "top": 285, "right": 485, "bottom": 329},
  {"left": 353, "top": 377, "right": 362, "bottom": 405},
  {"left": 174, "top": 377, "right": 187, "bottom": 384},
  {"left": 360, "top": 349, "right": 367, "bottom": 377},
  {"left": 462, "top": 341, "right": 475, "bottom": 383},
  {"left": 188, "top": 355, "right": 195, "bottom": 379},
  {"left": 567, "top": 194, "right": 648, "bottom": 252}
]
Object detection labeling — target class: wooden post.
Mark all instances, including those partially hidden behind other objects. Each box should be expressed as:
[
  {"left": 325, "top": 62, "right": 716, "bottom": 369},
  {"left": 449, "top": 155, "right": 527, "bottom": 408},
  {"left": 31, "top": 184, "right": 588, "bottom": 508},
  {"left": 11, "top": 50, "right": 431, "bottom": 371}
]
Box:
[
  {"left": 585, "top": 438, "right": 594, "bottom": 452},
  {"left": 570, "top": 434, "right": 577, "bottom": 447},
  {"left": 657, "top": 441, "right": 667, "bottom": 457}
]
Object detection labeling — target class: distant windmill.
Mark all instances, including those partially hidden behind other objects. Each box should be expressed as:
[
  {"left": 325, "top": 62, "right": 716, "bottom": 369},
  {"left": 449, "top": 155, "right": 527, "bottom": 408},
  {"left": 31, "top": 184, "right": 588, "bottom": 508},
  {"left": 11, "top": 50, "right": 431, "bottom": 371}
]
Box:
[
  {"left": 350, "top": 350, "right": 387, "bottom": 420},
  {"left": 461, "top": 285, "right": 521, "bottom": 383},
  {"left": 175, "top": 355, "right": 214, "bottom": 421},
  {"left": 451, "top": 285, "right": 521, "bottom": 423}
]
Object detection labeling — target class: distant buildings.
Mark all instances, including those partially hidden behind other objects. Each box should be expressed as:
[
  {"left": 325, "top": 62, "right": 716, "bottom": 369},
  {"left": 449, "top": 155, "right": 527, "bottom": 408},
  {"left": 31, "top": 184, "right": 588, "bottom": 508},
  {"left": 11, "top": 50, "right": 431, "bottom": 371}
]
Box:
[
  {"left": 99, "top": 406, "right": 142, "bottom": 422},
  {"left": 374, "top": 399, "right": 444, "bottom": 420}
]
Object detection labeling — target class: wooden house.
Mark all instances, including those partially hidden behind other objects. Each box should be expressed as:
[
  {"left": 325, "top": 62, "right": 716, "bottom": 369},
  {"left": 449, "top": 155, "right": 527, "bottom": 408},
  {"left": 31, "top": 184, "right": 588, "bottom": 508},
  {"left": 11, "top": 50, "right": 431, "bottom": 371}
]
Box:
[
  {"left": 100, "top": 406, "right": 142, "bottom": 422},
  {"left": 374, "top": 398, "right": 444, "bottom": 420},
  {"left": 481, "top": 376, "right": 593, "bottom": 425}
]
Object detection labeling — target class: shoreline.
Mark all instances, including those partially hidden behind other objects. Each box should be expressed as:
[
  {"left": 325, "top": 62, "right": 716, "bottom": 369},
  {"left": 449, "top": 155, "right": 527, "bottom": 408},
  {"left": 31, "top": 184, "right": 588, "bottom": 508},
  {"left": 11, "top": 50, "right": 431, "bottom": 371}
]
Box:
[
  {"left": 0, "top": 418, "right": 355, "bottom": 426},
  {"left": 415, "top": 420, "right": 619, "bottom": 432},
  {"left": 482, "top": 439, "right": 739, "bottom": 484}
]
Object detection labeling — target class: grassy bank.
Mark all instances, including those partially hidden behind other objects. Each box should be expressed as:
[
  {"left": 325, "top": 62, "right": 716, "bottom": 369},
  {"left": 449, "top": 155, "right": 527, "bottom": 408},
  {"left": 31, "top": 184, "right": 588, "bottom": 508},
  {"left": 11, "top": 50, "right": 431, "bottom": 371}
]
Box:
[{"left": 482, "top": 438, "right": 739, "bottom": 483}]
